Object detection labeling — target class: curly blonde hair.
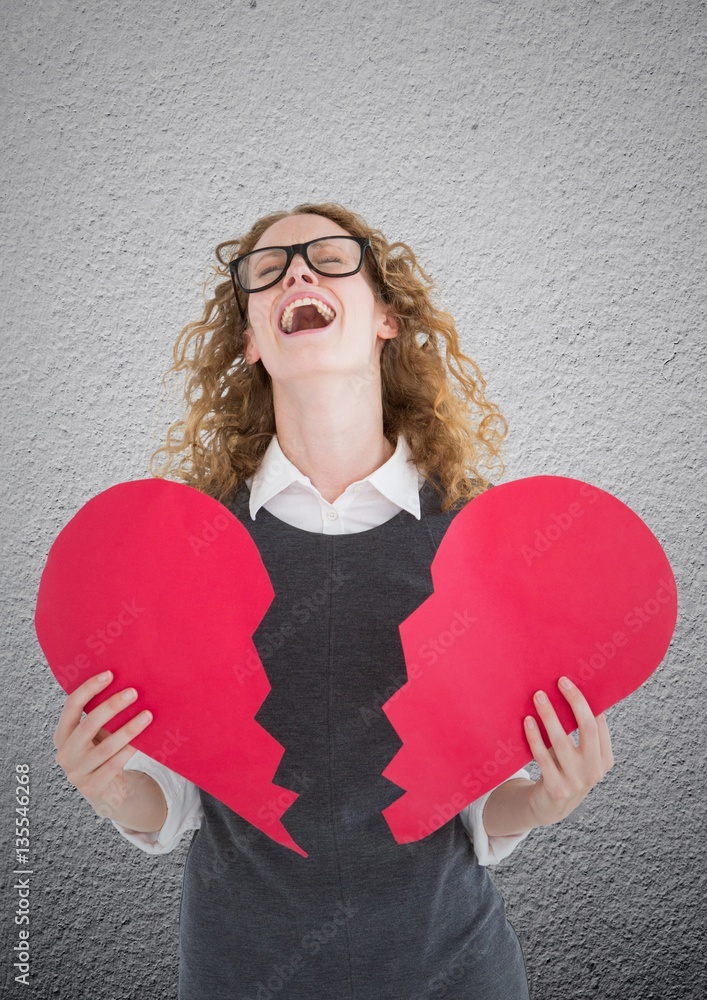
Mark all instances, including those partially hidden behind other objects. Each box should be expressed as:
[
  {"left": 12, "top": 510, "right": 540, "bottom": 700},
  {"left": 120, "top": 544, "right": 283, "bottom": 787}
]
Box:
[{"left": 149, "top": 201, "right": 508, "bottom": 512}]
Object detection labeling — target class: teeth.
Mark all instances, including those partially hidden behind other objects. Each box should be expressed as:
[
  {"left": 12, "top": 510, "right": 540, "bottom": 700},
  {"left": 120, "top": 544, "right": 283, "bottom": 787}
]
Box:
[{"left": 280, "top": 297, "right": 336, "bottom": 333}]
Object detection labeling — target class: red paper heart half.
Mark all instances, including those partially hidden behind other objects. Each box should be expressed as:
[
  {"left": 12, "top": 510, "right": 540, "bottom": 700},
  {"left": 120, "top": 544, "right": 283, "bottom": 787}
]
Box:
[
  {"left": 381, "top": 476, "right": 678, "bottom": 844},
  {"left": 35, "top": 479, "right": 307, "bottom": 857}
]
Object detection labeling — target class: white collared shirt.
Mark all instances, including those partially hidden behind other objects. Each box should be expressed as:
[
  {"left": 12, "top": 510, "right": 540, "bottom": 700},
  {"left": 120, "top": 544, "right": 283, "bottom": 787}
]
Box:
[
  {"left": 244, "top": 432, "right": 426, "bottom": 533},
  {"left": 112, "top": 433, "right": 532, "bottom": 865}
]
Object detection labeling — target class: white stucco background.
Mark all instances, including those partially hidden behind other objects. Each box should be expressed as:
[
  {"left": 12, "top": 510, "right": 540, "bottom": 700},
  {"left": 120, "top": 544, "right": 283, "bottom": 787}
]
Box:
[{"left": 2, "top": 1, "right": 705, "bottom": 997}]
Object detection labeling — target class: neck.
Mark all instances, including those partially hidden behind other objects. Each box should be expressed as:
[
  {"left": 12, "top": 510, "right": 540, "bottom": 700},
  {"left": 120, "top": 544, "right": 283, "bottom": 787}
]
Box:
[{"left": 271, "top": 375, "right": 394, "bottom": 505}]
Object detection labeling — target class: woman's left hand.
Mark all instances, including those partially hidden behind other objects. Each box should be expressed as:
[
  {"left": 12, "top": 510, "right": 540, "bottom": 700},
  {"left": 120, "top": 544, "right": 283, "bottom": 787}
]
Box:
[{"left": 523, "top": 675, "right": 615, "bottom": 827}]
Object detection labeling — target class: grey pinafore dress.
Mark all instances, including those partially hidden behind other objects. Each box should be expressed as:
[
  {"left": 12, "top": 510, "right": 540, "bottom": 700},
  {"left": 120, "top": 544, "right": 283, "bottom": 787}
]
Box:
[{"left": 178, "top": 476, "right": 530, "bottom": 1000}]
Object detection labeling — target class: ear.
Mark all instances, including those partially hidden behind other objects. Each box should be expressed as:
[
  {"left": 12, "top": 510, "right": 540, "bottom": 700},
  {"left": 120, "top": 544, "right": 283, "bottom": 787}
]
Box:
[
  {"left": 242, "top": 325, "right": 261, "bottom": 365},
  {"left": 377, "top": 305, "right": 399, "bottom": 341}
]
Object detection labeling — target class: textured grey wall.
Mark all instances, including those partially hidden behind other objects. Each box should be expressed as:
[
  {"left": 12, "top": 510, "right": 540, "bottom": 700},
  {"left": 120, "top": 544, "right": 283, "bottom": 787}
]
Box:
[{"left": 2, "top": 0, "right": 705, "bottom": 997}]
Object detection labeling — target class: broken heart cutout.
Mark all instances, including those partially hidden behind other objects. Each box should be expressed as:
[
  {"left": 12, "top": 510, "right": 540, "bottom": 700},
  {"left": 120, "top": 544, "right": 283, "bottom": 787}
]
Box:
[
  {"left": 36, "top": 474, "right": 678, "bottom": 857},
  {"left": 380, "top": 476, "right": 678, "bottom": 845},
  {"left": 34, "top": 479, "right": 308, "bottom": 857}
]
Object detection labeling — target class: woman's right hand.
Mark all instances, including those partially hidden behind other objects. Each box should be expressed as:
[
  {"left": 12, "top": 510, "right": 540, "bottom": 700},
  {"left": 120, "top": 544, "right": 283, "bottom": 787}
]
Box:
[{"left": 53, "top": 670, "right": 154, "bottom": 820}]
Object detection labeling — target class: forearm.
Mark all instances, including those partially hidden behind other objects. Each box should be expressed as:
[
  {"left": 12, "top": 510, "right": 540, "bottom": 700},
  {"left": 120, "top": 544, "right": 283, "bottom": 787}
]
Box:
[
  {"left": 482, "top": 777, "right": 538, "bottom": 838},
  {"left": 94, "top": 770, "right": 168, "bottom": 833}
]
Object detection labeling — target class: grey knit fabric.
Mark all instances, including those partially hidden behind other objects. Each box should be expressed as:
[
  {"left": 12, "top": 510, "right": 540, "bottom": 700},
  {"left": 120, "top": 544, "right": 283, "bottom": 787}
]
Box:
[{"left": 177, "top": 477, "right": 530, "bottom": 1000}]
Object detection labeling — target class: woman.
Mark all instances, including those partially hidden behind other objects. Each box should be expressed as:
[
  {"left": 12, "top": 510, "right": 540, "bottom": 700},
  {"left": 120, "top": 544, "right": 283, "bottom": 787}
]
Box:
[{"left": 53, "top": 202, "right": 614, "bottom": 999}]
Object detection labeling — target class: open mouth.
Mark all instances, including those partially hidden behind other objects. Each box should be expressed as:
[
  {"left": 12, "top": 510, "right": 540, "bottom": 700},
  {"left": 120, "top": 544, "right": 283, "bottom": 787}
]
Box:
[{"left": 279, "top": 300, "right": 336, "bottom": 335}]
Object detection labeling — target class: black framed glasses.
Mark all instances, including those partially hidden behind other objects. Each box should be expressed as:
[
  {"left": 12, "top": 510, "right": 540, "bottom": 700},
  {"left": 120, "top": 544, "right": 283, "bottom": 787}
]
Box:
[{"left": 229, "top": 236, "right": 373, "bottom": 322}]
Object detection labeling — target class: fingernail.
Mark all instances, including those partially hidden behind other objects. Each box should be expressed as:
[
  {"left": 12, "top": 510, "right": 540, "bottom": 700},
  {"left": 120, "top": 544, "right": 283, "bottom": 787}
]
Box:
[
  {"left": 534, "top": 691, "right": 547, "bottom": 704},
  {"left": 559, "top": 676, "right": 573, "bottom": 690},
  {"left": 122, "top": 688, "right": 137, "bottom": 701},
  {"left": 139, "top": 710, "right": 152, "bottom": 721},
  {"left": 100, "top": 671, "right": 112, "bottom": 681},
  {"left": 525, "top": 716, "right": 535, "bottom": 728}
]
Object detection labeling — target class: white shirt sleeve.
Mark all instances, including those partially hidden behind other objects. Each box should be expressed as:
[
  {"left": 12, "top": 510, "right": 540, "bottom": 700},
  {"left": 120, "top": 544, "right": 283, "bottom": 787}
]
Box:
[
  {"left": 459, "top": 767, "right": 534, "bottom": 866},
  {"left": 108, "top": 749, "right": 203, "bottom": 855}
]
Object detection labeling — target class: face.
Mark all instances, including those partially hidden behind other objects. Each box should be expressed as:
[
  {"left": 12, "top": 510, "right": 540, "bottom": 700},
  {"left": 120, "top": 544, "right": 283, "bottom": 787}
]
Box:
[{"left": 241, "top": 214, "right": 398, "bottom": 382}]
